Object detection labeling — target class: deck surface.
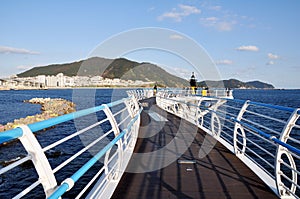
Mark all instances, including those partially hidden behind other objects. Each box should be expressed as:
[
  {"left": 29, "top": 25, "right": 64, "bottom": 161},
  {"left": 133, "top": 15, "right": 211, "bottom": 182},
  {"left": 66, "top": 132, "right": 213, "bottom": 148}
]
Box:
[{"left": 112, "top": 98, "right": 277, "bottom": 199}]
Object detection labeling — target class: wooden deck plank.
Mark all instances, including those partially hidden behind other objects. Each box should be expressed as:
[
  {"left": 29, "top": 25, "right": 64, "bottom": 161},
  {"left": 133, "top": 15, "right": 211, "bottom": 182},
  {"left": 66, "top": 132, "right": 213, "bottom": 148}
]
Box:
[{"left": 112, "top": 98, "right": 277, "bottom": 199}]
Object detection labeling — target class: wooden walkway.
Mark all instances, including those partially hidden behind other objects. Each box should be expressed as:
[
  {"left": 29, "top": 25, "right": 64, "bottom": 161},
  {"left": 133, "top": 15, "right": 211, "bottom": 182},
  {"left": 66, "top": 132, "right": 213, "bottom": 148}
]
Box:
[{"left": 112, "top": 98, "right": 277, "bottom": 199}]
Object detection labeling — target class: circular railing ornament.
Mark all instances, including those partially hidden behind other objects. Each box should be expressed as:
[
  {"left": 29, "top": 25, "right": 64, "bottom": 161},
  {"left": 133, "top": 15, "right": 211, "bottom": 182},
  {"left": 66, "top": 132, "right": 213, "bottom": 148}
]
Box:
[
  {"left": 211, "top": 113, "right": 221, "bottom": 137},
  {"left": 233, "top": 125, "right": 246, "bottom": 155},
  {"left": 275, "top": 109, "right": 299, "bottom": 197},
  {"left": 275, "top": 148, "right": 297, "bottom": 197}
]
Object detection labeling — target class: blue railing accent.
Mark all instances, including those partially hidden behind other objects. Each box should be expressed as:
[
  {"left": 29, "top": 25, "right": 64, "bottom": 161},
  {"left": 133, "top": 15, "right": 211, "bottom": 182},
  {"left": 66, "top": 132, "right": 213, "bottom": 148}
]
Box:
[
  {"left": 197, "top": 105, "right": 300, "bottom": 156},
  {"left": 248, "top": 101, "right": 295, "bottom": 113},
  {"left": 166, "top": 96, "right": 300, "bottom": 157},
  {"left": 238, "top": 119, "right": 300, "bottom": 156},
  {"left": 202, "top": 95, "right": 296, "bottom": 113},
  {"left": 48, "top": 108, "right": 141, "bottom": 199},
  {"left": 0, "top": 128, "right": 23, "bottom": 145},
  {"left": 0, "top": 98, "right": 128, "bottom": 144},
  {"left": 0, "top": 95, "right": 141, "bottom": 198},
  {"left": 48, "top": 132, "right": 127, "bottom": 199}
]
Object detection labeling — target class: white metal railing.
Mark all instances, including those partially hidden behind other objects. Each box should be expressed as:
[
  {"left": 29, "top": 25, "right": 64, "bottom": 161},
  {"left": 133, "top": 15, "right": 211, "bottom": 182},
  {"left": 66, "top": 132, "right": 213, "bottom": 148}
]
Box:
[
  {"left": 152, "top": 89, "right": 299, "bottom": 199},
  {"left": 155, "top": 88, "right": 233, "bottom": 98},
  {"left": 1, "top": 88, "right": 299, "bottom": 198},
  {"left": 127, "top": 87, "right": 233, "bottom": 100},
  {"left": 126, "top": 88, "right": 153, "bottom": 100},
  {"left": 0, "top": 96, "right": 142, "bottom": 198}
]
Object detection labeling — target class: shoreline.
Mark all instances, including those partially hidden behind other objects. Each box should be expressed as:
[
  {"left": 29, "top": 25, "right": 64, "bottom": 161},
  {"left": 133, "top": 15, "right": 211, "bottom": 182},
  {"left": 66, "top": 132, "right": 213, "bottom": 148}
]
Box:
[
  {"left": 0, "top": 86, "right": 154, "bottom": 91},
  {"left": 0, "top": 98, "right": 76, "bottom": 132},
  {"left": 1, "top": 87, "right": 299, "bottom": 91}
]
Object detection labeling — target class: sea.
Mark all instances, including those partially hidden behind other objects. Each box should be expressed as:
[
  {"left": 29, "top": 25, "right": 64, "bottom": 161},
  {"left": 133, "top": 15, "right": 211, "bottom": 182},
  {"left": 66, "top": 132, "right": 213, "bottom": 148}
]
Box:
[{"left": 0, "top": 88, "right": 299, "bottom": 198}]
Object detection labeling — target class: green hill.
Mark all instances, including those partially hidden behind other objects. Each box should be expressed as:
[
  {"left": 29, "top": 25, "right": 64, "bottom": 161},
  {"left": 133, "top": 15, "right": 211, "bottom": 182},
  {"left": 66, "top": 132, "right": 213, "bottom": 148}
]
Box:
[
  {"left": 17, "top": 58, "right": 274, "bottom": 89},
  {"left": 245, "top": 81, "right": 274, "bottom": 89},
  {"left": 17, "top": 57, "right": 189, "bottom": 87},
  {"left": 197, "top": 79, "right": 274, "bottom": 89}
]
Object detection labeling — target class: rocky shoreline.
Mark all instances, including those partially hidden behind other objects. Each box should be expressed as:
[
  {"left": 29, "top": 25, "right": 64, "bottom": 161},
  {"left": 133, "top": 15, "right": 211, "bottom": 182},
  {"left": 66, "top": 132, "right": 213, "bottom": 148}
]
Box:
[{"left": 0, "top": 98, "right": 76, "bottom": 132}]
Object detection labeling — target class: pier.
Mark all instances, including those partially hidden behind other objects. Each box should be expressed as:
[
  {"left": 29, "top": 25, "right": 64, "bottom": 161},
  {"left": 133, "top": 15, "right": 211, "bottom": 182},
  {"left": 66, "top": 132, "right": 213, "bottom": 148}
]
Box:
[
  {"left": 0, "top": 88, "right": 299, "bottom": 198},
  {"left": 112, "top": 98, "right": 276, "bottom": 198}
]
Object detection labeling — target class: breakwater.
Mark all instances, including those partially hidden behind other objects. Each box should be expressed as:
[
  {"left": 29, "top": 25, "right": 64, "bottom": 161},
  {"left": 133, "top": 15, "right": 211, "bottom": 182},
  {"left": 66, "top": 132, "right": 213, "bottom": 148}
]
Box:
[{"left": 0, "top": 98, "right": 75, "bottom": 132}]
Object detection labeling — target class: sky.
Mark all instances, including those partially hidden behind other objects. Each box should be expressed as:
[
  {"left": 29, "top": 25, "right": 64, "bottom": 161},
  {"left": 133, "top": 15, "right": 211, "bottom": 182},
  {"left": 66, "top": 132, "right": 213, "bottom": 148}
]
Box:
[{"left": 0, "top": 0, "right": 299, "bottom": 88}]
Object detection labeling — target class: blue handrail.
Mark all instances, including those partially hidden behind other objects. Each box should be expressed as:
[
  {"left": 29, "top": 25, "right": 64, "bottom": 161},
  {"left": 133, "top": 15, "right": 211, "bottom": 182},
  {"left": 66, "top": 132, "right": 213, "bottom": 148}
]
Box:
[
  {"left": 238, "top": 120, "right": 300, "bottom": 156},
  {"left": 0, "top": 98, "right": 128, "bottom": 144},
  {"left": 198, "top": 104, "right": 300, "bottom": 156},
  {"left": 48, "top": 108, "right": 142, "bottom": 199},
  {"left": 219, "top": 97, "right": 295, "bottom": 113},
  {"left": 160, "top": 95, "right": 300, "bottom": 156},
  {"left": 248, "top": 101, "right": 295, "bottom": 113},
  {"left": 205, "top": 95, "right": 296, "bottom": 113}
]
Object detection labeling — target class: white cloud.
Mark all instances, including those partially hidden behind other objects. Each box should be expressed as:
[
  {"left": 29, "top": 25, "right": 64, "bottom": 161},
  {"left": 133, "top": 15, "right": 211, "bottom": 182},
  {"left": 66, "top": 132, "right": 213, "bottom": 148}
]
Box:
[
  {"left": 169, "top": 34, "right": 184, "bottom": 40},
  {"left": 200, "top": 17, "right": 236, "bottom": 31},
  {"left": 215, "top": 59, "right": 233, "bottom": 65},
  {"left": 0, "top": 46, "right": 40, "bottom": 55},
  {"left": 179, "top": 4, "right": 201, "bottom": 15},
  {"left": 158, "top": 4, "right": 201, "bottom": 22},
  {"left": 266, "top": 53, "right": 279, "bottom": 65},
  {"left": 236, "top": 45, "right": 259, "bottom": 52},
  {"left": 199, "top": 4, "right": 255, "bottom": 32},
  {"left": 268, "top": 53, "right": 279, "bottom": 59},
  {"left": 158, "top": 12, "right": 182, "bottom": 22}
]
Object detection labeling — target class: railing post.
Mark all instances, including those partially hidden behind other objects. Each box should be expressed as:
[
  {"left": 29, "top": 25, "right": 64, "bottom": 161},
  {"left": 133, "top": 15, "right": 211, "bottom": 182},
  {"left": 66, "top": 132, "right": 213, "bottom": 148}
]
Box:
[
  {"left": 233, "top": 100, "right": 249, "bottom": 156},
  {"left": 196, "top": 99, "right": 204, "bottom": 127},
  {"left": 124, "top": 97, "right": 140, "bottom": 148},
  {"left": 125, "top": 98, "right": 135, "bottom": 119},
  {"left": 102, "top": 104, "right": 122, "bottom": 180},
  {"left": 210, "top": 100, "right": 224, "bottom": 138},
  {"left": 275, "top": 108, "right": 299, "bottom": 197},
  {"left": 18, "top": 125, "right": 57, "bottom": 197}
]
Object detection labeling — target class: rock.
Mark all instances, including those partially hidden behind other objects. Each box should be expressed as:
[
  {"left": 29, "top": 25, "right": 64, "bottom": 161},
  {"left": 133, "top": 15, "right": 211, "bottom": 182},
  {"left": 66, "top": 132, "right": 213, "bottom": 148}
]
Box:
[{"left": 0, "top": 98, "right": 76, "bottom": 132}]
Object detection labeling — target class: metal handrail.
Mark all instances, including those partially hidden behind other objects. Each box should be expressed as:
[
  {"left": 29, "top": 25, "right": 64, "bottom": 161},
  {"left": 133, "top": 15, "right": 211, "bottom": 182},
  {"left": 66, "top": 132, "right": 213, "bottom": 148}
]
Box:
[
  {"left": 0, "top": 96, "right": 142, "bottom": 198},
  {"left": 48, "top": 109, "right": 141, "bottom": 199},
  {"left": 0, "top": 98, "right": 128, "bottom": 144}
]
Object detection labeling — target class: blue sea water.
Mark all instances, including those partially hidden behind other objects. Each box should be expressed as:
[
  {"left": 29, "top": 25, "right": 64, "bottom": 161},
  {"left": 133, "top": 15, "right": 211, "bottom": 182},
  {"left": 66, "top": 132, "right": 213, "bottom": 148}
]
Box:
[
  {"left": 0, "top": 88, "right": 299, "bottom": 198},
  {"left": 0, "top": 89, "right": 129, "bottom": 125},
  {"left": 233, "top": 89, "right": 300, "bottom": 108},
  {"left": 1, "top": 89, "right": 299, "bottom": 126},
  {"left": 0, "top": 88, "right": 129, "bottom": 198}
]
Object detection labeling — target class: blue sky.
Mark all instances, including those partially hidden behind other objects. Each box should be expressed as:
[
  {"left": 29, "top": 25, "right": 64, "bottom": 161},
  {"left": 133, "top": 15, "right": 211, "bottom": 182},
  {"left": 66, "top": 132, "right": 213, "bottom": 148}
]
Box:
[{"left": 0, "top": 0, "right": 299, "bottom": 88}]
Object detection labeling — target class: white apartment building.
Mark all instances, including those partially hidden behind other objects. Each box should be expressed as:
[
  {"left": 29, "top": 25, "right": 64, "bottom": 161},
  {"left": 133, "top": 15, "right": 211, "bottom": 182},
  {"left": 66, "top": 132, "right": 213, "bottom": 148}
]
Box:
[{"left": 3, "top": 73, "right": 154, "bottom": 89}]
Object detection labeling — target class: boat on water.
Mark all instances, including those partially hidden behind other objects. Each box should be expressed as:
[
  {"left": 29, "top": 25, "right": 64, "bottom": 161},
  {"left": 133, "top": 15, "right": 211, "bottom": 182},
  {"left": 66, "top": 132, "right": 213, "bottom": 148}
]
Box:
[{"left": 0, "top": 88, "right": 299, "bottom": 198}]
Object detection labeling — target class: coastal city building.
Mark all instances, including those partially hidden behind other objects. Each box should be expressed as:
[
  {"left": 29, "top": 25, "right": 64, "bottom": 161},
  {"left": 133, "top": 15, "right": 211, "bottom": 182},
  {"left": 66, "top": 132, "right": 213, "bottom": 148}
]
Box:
[{"left": 0, "top": 73, "right": 154, "bottom": 90}]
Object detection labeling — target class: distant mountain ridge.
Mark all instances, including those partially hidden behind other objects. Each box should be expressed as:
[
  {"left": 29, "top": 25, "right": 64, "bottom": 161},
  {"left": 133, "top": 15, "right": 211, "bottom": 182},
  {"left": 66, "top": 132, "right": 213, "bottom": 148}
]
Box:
[
  {"left": 197, "top": 79, "right": 274, "bottom": 89},
  {"left": 17, "top": 57, "right": 274, "bottom": 89},
  {"left": 17, "top": 57, "right": 189, "bottom": 87}
]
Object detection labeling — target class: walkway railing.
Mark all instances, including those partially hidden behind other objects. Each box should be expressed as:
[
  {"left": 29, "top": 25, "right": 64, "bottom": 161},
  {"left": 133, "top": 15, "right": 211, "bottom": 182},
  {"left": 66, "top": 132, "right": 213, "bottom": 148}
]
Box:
[
  {"left": 127, "top": 88, "right": 233, "bottom": 100},
  {"left": 0, "top": 96, "right": 142, "bottom": 198},
  {"left": 132, "top": 88, "right": 299, "bottom": 199}
]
